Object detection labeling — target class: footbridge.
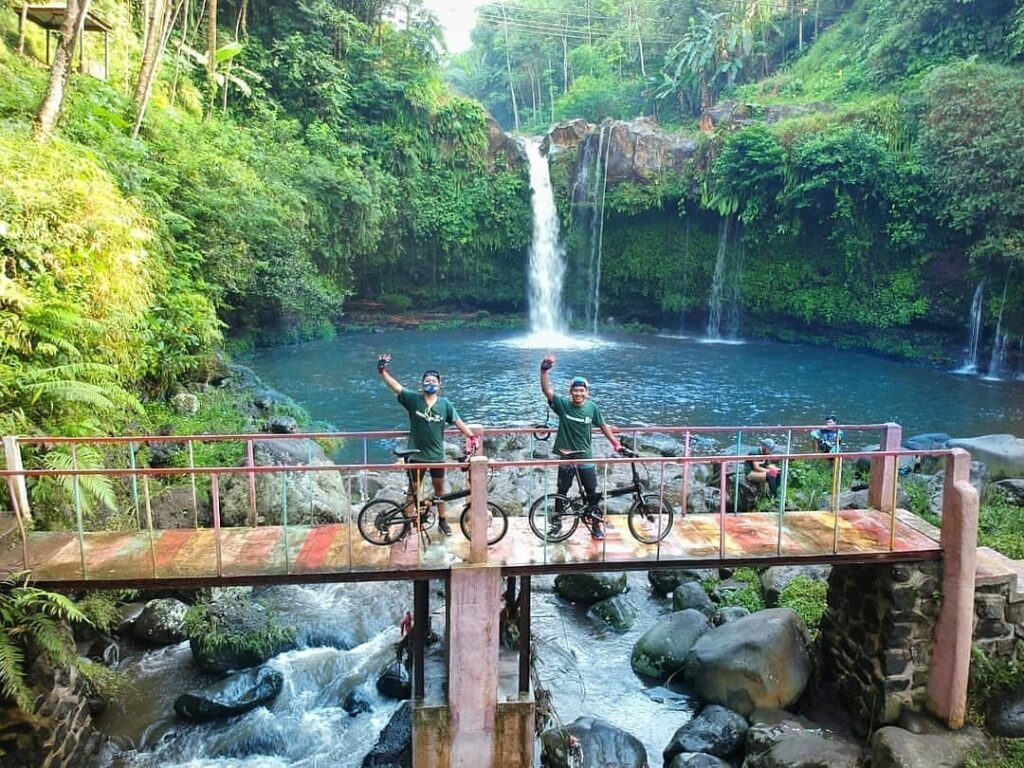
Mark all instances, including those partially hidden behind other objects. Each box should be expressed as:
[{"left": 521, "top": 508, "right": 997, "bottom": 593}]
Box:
[{"left": 0, "top": 423, "right": 979, "bottom": 767}]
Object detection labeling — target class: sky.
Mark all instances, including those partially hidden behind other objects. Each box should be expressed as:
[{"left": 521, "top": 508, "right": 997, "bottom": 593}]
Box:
[{"left": 422, "top": 0, "right": 482, "bottom": 53}]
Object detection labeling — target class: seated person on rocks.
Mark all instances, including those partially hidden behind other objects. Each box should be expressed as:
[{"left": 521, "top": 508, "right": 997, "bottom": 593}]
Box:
[
  {"left": 810, "top": 415, "right": 843, "bottom": 454},
  {"left": 746, "top": 438, "right": 781, "bottom": 498}
]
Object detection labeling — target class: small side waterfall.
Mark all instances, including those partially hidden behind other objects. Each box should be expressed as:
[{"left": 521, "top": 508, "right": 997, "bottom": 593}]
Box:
[
  {"left": 708, "top": 215, "right": 733, "bottom": 337},
  {"left": 956, "top": 281, "right": 985, "bottom": 373},
  {"left": 523, "top": 137, "right": 567, "bottom": 337},
  {"left": 985, "top": 274, "right": 1011, "bottom": 379},
  {"left": 574, "top": 123, "right": 612, "bottom": 334},
  {"left": 725, "top": 235, "right": 745, "bottom": 339}
]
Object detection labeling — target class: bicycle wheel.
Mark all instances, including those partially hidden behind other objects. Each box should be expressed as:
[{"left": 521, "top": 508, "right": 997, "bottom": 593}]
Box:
[
  {"left": 528, "top": 494, "right": 579, "bottom": 542},
  {"left": 627, "top": 493, "right": 675, "bottom": 544},
  {"left": 357, "top": 499, "right": 411, "bottom": 545},
  {"left": 459, "top": 501, "right": 509, "bottom": 545}
]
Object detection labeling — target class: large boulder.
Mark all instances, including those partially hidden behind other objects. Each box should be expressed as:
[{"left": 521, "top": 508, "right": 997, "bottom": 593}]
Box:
[
  {"left": 948, "top": 434, "right": 1024, "bottom": 480},
  {"left": 869, "top": 725, "right": 986, "bottom": 768},
  {"left": 187, "top": 591, "right": 296, "bottom": 674},
  {"left": 672, "top": 582, "right": 716, "bottom": 618},
  {"left": 760, "top": 566, "right": 831, "bottom": 608},
  {"left": 663, "top": 704, "right": 748, "bottom": 764},
  {"left": 986, "top": 691, "right": 1024, "bottom": 738},
  {"left": 683, "top": 609, "right": 812, "bottom": 716},
  {"left": 631, "top": 609, "right": 711, "bottom": 679},
  {"left": 744, "top": 709, "right": 861, "bottom": 768},
  {"left": 376, "top": 662, "right": 410, "bottom": 700},
  {"left": 991, "top": 479, "right": 1024, "bottom": 505},
  {"left": 174, "top": 666, "right": 283, "bottom": 721},
  {"left": 540, "top": 716, "right": 647, "bottom": 768},
  {"left": 649, "top": 569, "right": 715, "bottom": 596},
  {"left": 554, "top": 572, "right": 627, "bottom": 604},
  {"left": 218, "top": 438, "right": 352, "bottom": 526},
  {"left": 131, "top": 598, "right": 188, "bottom": 645},
  {"left": 362, "top": 701, "right": 412, "bottom": 767},
  {"left": 667, "top": 755, "right": 731, "bottom": 768}
]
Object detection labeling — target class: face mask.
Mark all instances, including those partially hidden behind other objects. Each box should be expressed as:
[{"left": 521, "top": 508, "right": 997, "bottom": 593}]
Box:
[{"left": 422, "top": 383, "right": 439, "bottom": 394}]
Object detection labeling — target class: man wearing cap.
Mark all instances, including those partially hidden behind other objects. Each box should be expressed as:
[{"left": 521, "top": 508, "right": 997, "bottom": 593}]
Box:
[
  {"left": 539, "top": 354, "right": 622, "bottom": 539},
  {"left": 747, "top": 438, "right": 781, "bottom": 498},
  {"left": 377, "top": 354, "right": 479, "bottom": 536}
]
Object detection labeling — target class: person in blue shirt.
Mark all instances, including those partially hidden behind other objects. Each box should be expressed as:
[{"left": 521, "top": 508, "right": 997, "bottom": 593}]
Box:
[{"left": 811, "top": 415, "right": 843, "bottom": 454}]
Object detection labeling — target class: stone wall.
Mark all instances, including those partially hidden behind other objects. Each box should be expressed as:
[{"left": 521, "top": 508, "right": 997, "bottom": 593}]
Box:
[
  {"left": 973, "top": 579, "right": 1024, "bottom": 662},
  {"left": 819, "top": 563, "right": 942, "bottom": 727}
]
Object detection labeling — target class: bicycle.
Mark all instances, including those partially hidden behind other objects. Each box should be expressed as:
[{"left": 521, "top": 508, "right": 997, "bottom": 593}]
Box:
[
  {"left": 356, "top": 448, "right": 508, "bottom": 546},
  {"left": 527, "top": 447, "right": 675, "bottom": 544}
]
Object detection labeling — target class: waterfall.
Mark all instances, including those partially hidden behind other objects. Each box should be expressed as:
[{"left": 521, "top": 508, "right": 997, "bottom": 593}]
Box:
[
  {"left": 574, "top": 123, "right": 611, "bottom": 334},
  {"left": 706, "top": 216, "right": 732, "bottom": 339},
  {"left": 985, "top": 274, "right": 1010, "bottom": 379},
  {"left": 956, "top": 281, "right": 984, "bottom": 373},
  {"left": 523, "top": 137, "right": 567, "bottom": 337},
  {"left": 725, "top": 231, "right": 745, "bottom": 339}
]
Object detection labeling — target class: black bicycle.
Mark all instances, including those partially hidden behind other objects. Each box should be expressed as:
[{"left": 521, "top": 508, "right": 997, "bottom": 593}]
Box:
[
  {"left": 357, "top": 449, "right": 508, "bottom": 546},
  {"left": 527, "top": 447, "right": 675, "bottom": 544}
]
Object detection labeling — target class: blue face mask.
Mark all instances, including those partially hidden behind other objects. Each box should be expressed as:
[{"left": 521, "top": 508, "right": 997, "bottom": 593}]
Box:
[{"left": 422, "top": 383, "right": 439, "bottom": 395}]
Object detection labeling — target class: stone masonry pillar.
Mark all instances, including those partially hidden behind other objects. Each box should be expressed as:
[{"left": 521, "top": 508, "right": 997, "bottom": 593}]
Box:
[{"left": 926, "top": 448, "right": 979, "bottom": 728}]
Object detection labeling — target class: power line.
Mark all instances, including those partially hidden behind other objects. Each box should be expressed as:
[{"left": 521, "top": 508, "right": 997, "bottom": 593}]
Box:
[{"left": 484, "top": 0, "right": 844, "bottom": 26}]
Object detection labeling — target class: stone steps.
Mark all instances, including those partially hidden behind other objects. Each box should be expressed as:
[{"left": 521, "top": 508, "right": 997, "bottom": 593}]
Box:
[{"left": 976, "top": 546, "right": 1024, "bottom": 603}]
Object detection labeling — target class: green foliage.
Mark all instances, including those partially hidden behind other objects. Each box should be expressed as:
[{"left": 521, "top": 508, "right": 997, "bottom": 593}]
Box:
[
  {"left": 975, "top": 489, "right": 1024, "bottom": 559},
  {"left": 969, "top": 646, "right": 1024, "bottom": 720},
  {"left": 707, "top": 567, "right": 766, "bottom": 613},
  {"left": 965, "top": 739, "right": 1024, "bottom": 768},
  {"left": 778, "top": 576, "right": 828, "bottom": 638},
  {"left": 185, "top": 593, "right": 296, "bottom": 660},
  {"left": 0, "top": 573, "right": 90, "bottom": 712}
]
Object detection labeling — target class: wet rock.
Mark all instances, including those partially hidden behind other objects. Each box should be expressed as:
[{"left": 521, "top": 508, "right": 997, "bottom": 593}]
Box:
[
  {"left": 986, "top": 691, "right": 1024, "bottom": 737},
  {"left": 174, "top": 666, "right": 284, "bottom": 721},
  {"left": 376, "top": 662, "right": 411, "bottom": 700},
  {"left": 343, "top": 688, "right": 373, "bottom": 717},
  {"left": 188, "top": 593, "right": 296, "bottom": 674},
  {"left": 588, "top": 594, "right": 637, "bottom": 631},
  {"left": 170, "top": 392, "right": 200, "bottom": 416},
  {"left": 714, "top": 606, "right": 750, "bottom": 625},
  {"left": 362, "top": 700, "right": 412, "bottom": 767},
  {"left": 648, "top": 569, "right": 715, "bottom": 596},
  {"left": 663, "top": 704, "right": 748, "bottom": 763},
  {"left": 672, "top": 582, "right": 716, "bottom": 618},
  {"left": 84, "top": 636, "right": 120, "bottom": 666},
  {"left": 131, "top": 598, "right": 188, "bottom": 645},
  {"left": 743, "top": 708, "right": 862, "bottom": 767},
  {"left": 991, "top": 478, "right": 1024, "bottom": 505},
  {"left": 668, "top": 754, "right": 732, "bottom": 768},
  {"left": 554, "top": 572, "right": 627, "bottom": 604},
  {"left": 683, "top": 609, "right": 813, "bottom": 717},
  {"left": 631, "top": 609, "right": 711, "bottom": 679},
  {"left": 540, "top": 716, "right": 647, "bottom": 768},
  {"left": 265, "top": 415, "right": 298, "bottom": 434},
  {"left": 870, "top": 724, "right": 986, "bottom": 768}
]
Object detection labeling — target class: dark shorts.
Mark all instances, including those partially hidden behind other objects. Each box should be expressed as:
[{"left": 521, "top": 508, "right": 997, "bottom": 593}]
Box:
[{"left": 407, "top": 462, "right": 445, "bottom": 489}]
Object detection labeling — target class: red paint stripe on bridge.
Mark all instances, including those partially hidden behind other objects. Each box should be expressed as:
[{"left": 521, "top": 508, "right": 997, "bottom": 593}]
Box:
[
  {"left": 154, "top": 529, "right": 196, "bottom": 570},
  {"left": 294, "top": 525, "right": 342, "bottom": 571}
]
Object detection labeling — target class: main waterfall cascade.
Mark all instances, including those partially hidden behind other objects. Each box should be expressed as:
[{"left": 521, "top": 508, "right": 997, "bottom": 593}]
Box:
[{"left": 522, "top": 137, "right": 568, "bottom": 339}]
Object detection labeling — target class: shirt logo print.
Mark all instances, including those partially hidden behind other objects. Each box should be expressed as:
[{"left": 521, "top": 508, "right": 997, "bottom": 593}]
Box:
[{"left": 416, "top": 410, "right": 444, "bottom": 423}]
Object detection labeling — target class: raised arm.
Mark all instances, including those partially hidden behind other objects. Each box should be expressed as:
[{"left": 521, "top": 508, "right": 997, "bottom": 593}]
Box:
[
  {"left": 540, "top": 354, "right": 555, "bottom": 402},
  {"left": 377, "top": 353, "right": 402, "bottom": 395}
]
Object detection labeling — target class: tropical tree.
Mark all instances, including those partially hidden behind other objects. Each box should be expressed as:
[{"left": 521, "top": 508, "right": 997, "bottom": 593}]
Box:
[{"left": 34, "top": 0, "right": 93, "bottom": 138}]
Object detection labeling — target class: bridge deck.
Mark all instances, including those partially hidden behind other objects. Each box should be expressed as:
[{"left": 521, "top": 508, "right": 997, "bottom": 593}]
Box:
[{"left": 0, "top": 508, "right": 942, "bottom": 588}]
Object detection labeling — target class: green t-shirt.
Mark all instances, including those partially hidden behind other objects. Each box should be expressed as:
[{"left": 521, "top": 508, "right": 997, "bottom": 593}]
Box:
[
  {"left": 397, "top": 388, "right": 460, "bottom": 462},
  {"left": 549, "top": 394, "right": 605, "bottom": 458}
]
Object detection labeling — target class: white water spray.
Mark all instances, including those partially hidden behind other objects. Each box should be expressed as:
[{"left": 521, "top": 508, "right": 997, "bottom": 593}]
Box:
[
  {"left": 955, "top": 281, "right": 985, "bottom": 374},
  {"left": 523, "top": 137, "right": 567, "bottom": 338}
]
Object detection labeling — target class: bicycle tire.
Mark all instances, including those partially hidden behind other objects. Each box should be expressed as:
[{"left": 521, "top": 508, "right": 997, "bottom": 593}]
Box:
[
  {"left": 459, "top": 501, "right": 509, "bottom": 545},
  {"left": 528, "top": 493, "right": 579, "bottom": 542},
  {"left": 357, "top": 499, "right": 412, "bottom": 546},
  {"left": 627, "top": 493, "right": 675, "bottom": 544}
]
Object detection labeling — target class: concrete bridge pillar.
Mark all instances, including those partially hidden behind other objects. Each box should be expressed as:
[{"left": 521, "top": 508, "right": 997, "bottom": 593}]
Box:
[
  {"left": 927, "top": 448, "right": 978, "bottom": 728},
  {"left": 868, "top": 422, "right": 902, "bottom": 511}
]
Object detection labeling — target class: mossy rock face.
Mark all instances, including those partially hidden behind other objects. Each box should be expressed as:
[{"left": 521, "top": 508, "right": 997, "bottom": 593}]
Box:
[
  {"left": 186, "top": 592, "right": 296, "bottom": 674},
  {"left": 631, "top": 609, "right": 712, "bottom": 680},
  {"left": 554, "top": 572, "right": 627, "bottom": 604}
]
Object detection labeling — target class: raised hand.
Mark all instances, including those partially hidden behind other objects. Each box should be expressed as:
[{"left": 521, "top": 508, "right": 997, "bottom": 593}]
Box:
[
  {"left": 377, "top": 353, "right": 392, "bottom": 374},
  {"left": 540, "top": 354, "right": 555, "bottom": 372}
]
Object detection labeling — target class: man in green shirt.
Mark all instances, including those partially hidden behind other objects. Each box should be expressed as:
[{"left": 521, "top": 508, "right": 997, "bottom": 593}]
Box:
[
  {"left": 377, "top": 354, "right": 478, "bottom": 535},
  {"left": 540, "top": 354, "right": 622, "bottom": 539}
]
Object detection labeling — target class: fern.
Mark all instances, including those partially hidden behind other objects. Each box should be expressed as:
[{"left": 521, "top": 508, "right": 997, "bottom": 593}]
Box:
[
  {"left": 35, "top": 446, "right": 118, "bottom": 520},
  {"left": 0, "top": 573, "right": 93, "bottom": 714}
]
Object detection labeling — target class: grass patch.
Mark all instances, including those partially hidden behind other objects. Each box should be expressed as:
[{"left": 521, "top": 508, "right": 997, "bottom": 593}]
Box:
[{"left": 778, "top": 576, "right": 828, "bottom": 639}]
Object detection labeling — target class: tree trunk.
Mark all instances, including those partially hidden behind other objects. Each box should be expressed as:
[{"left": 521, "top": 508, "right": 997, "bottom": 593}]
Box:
[
  {"left": 34, "top": 0, "right": 92, "bottom": 139},
  {"left": 499, "top": 1, "right": 519, "bottom": 130},
  {"left": 134, "top": 0, "right": 165, "bottom": 103},
  {"left": 699, "top": 74, "right": 713, "bottom": 132},
  {"left": 132, "top": 0, "right": 182, "bottom": 139},
  {"left": 205, "top": 0, "right": 217, "bottom": 119}
]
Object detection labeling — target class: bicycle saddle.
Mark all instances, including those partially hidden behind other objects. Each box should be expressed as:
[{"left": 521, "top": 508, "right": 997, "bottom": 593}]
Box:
[{"left": 393, "top": 448, "right": 421, "bottom": 458}]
